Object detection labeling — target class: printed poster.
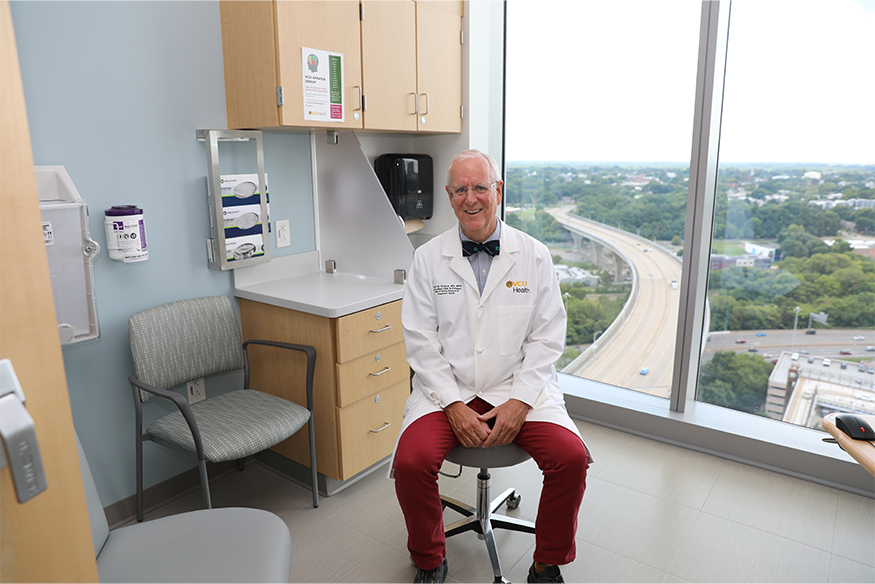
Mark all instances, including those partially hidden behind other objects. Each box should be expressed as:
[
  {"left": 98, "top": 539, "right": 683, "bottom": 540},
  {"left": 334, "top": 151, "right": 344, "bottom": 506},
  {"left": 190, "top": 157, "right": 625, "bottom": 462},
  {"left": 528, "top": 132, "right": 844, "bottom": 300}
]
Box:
[{"left": 302, "top": 47, "right": 344, "bottom": 122}]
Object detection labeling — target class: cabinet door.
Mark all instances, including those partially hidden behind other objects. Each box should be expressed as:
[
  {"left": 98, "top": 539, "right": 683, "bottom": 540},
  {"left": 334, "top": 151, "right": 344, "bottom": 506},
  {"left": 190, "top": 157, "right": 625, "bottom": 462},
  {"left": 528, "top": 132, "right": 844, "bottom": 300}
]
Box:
[
  {"left": 360, "top": 1, "right": 418, "bottom": 131},
  {"left": 274, "top": 1, "right": 364, "bottom": 129},
  {"left": 415, "top": 1, "right": 462, "bottom": 133}
]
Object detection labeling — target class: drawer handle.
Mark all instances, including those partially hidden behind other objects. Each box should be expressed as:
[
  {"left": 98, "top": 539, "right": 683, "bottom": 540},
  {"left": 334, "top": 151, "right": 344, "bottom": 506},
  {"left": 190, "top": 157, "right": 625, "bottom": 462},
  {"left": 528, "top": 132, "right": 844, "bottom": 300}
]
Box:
[
  {"left": 370, "top": 422, "right": 392, "bottom": 434},
  {"left": 369, "top": 325, "right": 392, "bottom": 333},
  {"left": 370, "top": 367, "right": 392, "bottom": 377}
]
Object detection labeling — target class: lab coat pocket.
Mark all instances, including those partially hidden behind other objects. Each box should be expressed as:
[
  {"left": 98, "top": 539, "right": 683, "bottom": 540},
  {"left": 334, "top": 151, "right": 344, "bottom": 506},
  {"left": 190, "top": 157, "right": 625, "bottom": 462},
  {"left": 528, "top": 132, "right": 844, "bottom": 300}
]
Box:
[{"left": 497, "top": 305, "right": 534, "bottom": 356}]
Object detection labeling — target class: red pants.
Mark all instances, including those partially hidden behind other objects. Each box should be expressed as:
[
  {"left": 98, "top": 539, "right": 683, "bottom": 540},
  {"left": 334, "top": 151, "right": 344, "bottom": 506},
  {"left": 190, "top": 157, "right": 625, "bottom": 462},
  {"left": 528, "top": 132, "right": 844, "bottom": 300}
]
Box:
[{"left": 393, "top": 398, "right": 589, "bottom": 570}]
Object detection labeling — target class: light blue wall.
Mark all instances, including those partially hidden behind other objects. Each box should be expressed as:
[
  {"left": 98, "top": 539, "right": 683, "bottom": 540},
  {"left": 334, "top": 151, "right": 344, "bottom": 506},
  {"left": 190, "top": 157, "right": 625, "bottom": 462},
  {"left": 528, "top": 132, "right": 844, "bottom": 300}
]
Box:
[{"left": 11, "top": 1, "right": 315, "bottom": 506}]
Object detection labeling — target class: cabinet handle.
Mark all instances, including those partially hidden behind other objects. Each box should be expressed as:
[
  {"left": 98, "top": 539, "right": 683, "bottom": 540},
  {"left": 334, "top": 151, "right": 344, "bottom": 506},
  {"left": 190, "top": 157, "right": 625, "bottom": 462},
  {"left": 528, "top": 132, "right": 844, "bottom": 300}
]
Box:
[
  {"left": 370, "top": 422, "right": 392, "bottom": 434},
  {"left": 411, "top": 92, "right": 418, "bottom": 115},
  {"left": 354, "top": 86, "right": 362, "bottom": 111},
  {"left": 369, "top": 325, "right": 392, "bottom": 333},
  {"left": 369, "top": 367, "right": 391, "bottom": 377},
  {"left": 420, "top": 93, "right": 429, "bottom": 115}
]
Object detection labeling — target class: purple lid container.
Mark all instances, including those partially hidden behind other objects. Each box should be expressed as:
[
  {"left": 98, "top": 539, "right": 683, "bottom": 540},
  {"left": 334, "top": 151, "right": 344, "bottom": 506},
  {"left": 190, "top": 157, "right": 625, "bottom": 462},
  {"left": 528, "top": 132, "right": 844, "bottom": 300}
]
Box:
[{"left": 105, "top": 205, "right": 142, "bottom": 216}]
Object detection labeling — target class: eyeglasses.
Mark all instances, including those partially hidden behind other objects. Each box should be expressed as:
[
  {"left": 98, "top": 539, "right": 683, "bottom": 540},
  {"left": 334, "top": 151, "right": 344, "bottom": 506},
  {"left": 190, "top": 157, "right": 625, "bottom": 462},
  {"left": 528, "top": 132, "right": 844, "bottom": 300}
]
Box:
[{"left": 449, "top": 182, "right": 497, "bottom": 198}]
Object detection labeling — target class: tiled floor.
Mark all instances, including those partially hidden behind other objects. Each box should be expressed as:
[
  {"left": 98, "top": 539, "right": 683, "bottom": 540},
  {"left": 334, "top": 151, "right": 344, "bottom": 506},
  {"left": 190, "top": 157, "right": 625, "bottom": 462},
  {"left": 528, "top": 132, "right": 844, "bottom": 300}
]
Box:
[{"left": 123, "top": 420, "right": 875, "bottom": 583}]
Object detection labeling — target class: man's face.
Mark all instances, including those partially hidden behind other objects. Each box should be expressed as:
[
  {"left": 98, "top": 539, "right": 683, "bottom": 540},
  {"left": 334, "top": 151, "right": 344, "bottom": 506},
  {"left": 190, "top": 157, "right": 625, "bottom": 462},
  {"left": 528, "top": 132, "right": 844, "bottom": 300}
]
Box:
[{"left": 446, "top": 156, "right": 503, "bottom": 243}]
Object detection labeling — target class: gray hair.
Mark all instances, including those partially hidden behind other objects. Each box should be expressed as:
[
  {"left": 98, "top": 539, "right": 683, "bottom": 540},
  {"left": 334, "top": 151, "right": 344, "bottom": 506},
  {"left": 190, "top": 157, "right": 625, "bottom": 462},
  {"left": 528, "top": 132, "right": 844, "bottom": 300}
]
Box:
[{"left": 445, "top": 149, "right": 502, "bottom": 186}]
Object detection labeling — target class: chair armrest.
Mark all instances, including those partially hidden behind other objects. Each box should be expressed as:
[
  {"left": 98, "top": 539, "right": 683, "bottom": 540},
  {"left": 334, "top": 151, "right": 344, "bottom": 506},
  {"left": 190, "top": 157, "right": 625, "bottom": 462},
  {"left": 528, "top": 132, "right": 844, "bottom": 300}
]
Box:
[
  {"left": 128, "top": 376, "right": 206, "bottom": 461},
  {"left": 242, "top": 340, "right": 317, "bottom": 412}
]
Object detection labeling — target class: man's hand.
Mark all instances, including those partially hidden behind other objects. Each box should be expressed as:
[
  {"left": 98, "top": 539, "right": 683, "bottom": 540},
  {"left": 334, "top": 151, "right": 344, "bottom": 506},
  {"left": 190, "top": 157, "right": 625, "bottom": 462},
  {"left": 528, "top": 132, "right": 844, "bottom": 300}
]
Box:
[
  {"left": 445, "top": 401, "right": 491, "bottom": 447},
  {"left": 478, "top": 399, "right": 531, "bottom": 447}
]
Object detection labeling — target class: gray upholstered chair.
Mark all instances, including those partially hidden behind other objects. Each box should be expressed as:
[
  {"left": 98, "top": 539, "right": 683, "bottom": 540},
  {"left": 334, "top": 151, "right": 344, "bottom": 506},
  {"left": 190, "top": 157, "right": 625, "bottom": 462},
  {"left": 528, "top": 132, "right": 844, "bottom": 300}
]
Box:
[
  {"left": 128, "top": 296, "right": 318, "bottom": 522},
  {"left": 441, "top": 443, "right": 537, "bottom": 583},
  {"left": 77, "top": 431, "right": 292, "bottom": 583}
]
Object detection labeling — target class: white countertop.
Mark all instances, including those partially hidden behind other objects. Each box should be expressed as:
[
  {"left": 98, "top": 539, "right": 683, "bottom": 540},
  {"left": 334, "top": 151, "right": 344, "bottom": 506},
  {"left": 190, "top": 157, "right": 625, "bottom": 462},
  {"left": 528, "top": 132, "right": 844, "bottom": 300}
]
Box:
[{"left": 234, "top": 270, "right": 405, "bottom": 318}]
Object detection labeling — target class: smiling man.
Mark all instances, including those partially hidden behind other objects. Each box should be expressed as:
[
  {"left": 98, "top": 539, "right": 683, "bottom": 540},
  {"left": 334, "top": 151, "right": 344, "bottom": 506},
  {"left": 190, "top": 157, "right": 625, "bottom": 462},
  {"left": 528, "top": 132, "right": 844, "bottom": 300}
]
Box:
[{"left": 390, "top": 149, "right": 592, "bottom": 583}]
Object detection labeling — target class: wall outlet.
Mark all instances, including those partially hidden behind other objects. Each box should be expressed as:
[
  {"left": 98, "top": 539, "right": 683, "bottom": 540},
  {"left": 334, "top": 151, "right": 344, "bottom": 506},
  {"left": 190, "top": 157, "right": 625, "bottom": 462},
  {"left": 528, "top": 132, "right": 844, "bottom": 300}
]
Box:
[
  {"left": 276, "top": 219, "right": 290, "bottom": 248},
  {"left": 187, "top": 378, "right": 205, "bottom": 404}
]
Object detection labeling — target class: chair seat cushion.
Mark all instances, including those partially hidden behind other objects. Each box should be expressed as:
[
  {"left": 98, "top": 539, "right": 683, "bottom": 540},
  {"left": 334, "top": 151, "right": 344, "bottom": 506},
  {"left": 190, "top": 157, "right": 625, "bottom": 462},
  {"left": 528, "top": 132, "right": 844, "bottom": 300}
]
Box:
[
  {"left": 147, "top": 389, "right": 310, "bottom": 463},
  {"left": 97, "top": 507, "right": 291, "bottom": 583}
]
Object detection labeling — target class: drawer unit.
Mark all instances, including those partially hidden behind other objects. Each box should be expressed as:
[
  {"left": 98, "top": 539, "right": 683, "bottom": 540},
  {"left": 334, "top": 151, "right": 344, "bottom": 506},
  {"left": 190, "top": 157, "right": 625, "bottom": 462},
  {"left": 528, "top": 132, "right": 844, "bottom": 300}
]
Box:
[
  {"left": 336, "top": 378, "right": 407, "bottom": 478},
  {"left": 239, "top": 298, "right": 406, "bottom": 482},
  {"left": 336, "top": 301, "right": 403, "bottom": 363},
  {"left": 335, "top": 341, "right": 408, "bottom": 407}
]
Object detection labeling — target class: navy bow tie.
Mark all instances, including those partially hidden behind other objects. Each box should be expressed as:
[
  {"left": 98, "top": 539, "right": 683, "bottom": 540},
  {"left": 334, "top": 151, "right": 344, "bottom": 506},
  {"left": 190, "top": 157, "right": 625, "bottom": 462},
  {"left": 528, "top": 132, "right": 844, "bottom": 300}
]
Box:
[{"left": 462, "top": 239, "right": 500, "bottom": 257}]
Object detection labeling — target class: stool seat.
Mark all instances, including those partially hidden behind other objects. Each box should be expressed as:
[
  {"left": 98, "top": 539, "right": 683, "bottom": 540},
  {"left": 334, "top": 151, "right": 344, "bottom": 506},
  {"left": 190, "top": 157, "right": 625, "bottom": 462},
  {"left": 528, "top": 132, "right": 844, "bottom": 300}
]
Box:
[
  {"left": 445, "top": 443, "right": 531, "bottom": 468},
  {"left": 441, "top": 442, "right": 536, "bottom": 583}
]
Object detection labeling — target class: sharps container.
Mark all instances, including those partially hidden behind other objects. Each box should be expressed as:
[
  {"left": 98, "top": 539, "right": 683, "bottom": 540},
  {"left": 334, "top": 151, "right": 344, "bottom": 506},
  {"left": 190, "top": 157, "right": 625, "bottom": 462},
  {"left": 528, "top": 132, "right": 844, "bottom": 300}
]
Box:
[{"left": 104, "top": 205, "right": 148, "bottom": 262}]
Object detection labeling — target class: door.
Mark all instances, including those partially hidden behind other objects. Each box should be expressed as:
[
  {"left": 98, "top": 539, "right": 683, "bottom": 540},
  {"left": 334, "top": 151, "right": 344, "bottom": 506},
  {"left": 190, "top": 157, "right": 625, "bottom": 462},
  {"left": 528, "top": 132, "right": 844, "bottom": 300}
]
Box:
[
  {"left": 274, "top": 0, "right": 364, "bottom": 129},
  {"left": 415, "top": 1, "right": 462, "bottom": 133},
  {"left": 360, "top": 0, "right": 418, "bottom": 131},
  {"left": 0, "top": 2, "right": 98, "bottom": 581}
]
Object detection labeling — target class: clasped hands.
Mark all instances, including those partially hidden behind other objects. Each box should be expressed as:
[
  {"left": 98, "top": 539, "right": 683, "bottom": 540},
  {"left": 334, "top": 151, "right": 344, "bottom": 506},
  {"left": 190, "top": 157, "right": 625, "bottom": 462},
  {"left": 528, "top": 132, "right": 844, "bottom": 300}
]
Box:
[{"left": 445, "top": 398, "right": 530, "bottom": 448}]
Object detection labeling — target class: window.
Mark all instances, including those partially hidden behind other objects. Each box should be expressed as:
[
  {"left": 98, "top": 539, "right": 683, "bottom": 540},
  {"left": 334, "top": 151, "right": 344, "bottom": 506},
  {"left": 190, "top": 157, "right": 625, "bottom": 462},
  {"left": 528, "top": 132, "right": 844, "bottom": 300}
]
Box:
[
  {"left": 505, "top": 1, "right": 701, "bottom": 398},
  {"left": 697, "top": 0, "right": 875, "bottom": 428}
]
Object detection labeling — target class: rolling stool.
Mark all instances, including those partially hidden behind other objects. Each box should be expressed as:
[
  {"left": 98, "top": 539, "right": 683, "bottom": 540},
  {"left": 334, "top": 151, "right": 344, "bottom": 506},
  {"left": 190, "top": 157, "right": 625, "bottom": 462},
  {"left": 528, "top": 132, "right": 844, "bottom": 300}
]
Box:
[{"left": 440, "top": 443, "right": 537, "bottom": 583}]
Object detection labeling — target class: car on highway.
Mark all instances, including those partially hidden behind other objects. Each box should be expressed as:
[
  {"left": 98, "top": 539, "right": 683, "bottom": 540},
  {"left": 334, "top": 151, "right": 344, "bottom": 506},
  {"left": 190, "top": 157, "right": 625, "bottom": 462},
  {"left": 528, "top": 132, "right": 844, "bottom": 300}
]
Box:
[
  {"left": 748, "top": 347, "right": 758, "bottom": 352},
  {"left": 805, "top": 329, "right": 816, "bottom": 335},
  {"left": 852, "top": 335, "right": 865, "bottom": 340},
  {"left": 756, "top": 332, "right": 766, "bottom": 337},
  {"left": 640, "top": 367, "right": 649, "bottom": 375},
  {"left": 840, "top": 349, "right": 852, "bottom": 355},
  {"left": 867, "top": 346, "right": 875, "bottom": 352},
  {"left": 735, "top": 339, "right": 746, "bottom": 344}
]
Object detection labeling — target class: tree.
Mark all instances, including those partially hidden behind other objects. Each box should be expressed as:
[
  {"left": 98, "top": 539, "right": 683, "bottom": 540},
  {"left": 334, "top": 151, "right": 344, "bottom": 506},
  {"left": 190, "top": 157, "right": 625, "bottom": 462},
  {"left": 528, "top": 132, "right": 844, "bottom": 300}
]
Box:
[{"left": 698, "top": 351, "right": 773, "bottom": 414}]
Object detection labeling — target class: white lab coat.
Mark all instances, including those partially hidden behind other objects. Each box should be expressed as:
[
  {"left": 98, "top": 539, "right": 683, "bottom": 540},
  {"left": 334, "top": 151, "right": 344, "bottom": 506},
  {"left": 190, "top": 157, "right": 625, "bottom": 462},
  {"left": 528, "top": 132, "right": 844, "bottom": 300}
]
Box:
[{"left": 389, "top": 221, "right": 586, "bottom": 476}]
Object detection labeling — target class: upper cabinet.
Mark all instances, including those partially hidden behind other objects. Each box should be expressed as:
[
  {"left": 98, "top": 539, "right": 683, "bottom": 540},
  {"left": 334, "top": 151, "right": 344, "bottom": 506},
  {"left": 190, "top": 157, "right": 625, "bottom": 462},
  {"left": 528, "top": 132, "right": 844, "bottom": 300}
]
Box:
[{"left": 219, "top": 1, "right": 463, "bottom": 134}]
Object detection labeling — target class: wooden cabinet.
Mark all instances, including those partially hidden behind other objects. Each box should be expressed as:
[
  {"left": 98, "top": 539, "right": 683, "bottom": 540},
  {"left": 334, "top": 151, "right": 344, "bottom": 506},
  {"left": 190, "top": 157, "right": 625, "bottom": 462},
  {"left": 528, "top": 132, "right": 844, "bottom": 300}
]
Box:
[
  {"left": 219, "top": 1, "right": 462, "bottom": 133},
  {"left": 360, "top": 1, "right": 462, "bottom": 133},
  {"left": 220, "top": 1, "right": 364, "bottom": 130},
  {"left": 239, "top": 298, "right": 408, "bottom": 481}
]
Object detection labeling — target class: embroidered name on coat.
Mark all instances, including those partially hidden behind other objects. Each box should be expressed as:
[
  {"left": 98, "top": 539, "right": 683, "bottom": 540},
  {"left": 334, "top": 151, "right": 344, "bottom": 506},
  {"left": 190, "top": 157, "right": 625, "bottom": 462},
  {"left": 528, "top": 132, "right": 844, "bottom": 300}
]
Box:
[{"left": 434, "top": 284, "right": 463, "bottom": 296}]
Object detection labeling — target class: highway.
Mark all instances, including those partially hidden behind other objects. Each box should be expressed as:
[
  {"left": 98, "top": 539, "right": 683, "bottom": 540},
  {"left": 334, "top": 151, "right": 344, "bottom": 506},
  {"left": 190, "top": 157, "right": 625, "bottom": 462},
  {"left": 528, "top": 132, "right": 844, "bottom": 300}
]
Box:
[
  {"left": 546, "top": 207, "right": 875, "bottom": 400},
  {"left": 547, "top": 207, "right": 682, "bottom": 398}
]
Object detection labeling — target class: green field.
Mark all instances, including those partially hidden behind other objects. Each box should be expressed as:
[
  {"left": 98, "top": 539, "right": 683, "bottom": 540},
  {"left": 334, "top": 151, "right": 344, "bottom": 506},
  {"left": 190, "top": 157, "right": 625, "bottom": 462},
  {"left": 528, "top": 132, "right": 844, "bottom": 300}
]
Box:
[{"left": 711, "top": 241, "right": 748, "bottom": 256}]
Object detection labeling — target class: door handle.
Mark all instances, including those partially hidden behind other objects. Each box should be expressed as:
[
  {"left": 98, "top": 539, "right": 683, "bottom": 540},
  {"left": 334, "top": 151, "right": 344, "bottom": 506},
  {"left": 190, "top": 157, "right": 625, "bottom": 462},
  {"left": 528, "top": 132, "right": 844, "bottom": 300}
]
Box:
[{"left": 0, "top": 359, "right": 48, "bottom": 503}]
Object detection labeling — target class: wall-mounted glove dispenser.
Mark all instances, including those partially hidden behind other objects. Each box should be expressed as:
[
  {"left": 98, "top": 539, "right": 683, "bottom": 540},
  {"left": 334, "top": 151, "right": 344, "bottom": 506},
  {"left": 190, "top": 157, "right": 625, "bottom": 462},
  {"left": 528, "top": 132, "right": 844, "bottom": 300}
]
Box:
[{"left": 36, "top": 166, "right": 100, "bottom": 345}]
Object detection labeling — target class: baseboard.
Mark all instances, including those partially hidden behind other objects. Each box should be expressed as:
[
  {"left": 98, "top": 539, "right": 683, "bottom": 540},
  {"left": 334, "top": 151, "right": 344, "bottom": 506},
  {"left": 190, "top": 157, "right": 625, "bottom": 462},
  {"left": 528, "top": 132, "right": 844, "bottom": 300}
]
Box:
[
  {"left": 255, "top": 450, "right": 390, "bottom": 497},
  {"left": 104, "top": 459, "right": 242, "bottom": 529}
]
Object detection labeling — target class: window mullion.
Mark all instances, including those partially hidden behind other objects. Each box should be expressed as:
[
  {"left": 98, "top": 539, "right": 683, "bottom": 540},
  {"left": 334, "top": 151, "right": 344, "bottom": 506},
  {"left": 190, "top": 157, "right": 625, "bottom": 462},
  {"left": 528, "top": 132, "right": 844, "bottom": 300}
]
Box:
[{"left": 671, "top": 0, "right": 731, "bottom": 413}]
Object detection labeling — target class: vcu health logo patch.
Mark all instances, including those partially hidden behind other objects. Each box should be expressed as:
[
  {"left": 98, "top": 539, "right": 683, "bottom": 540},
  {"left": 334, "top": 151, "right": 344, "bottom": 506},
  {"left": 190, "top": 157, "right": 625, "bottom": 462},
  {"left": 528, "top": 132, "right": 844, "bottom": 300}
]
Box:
[{"left": 506, "top": 280, "right": 530, "bottom": 294}]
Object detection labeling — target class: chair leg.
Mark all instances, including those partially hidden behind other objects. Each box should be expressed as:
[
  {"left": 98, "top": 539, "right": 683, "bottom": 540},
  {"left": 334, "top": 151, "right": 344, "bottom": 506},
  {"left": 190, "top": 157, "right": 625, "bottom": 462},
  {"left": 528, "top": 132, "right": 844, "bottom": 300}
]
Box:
[
  {"left": 308, "top": 415, "right": 319, "bottom": 508},
  {"left": 198, "top": 459, "right": 212, "bottom": 509},
  {"left": 136, "top": 434, "right": 144, "bottom": 522},
  {"left": 237, "top": 458, "right": 245, "bottom": 471}
]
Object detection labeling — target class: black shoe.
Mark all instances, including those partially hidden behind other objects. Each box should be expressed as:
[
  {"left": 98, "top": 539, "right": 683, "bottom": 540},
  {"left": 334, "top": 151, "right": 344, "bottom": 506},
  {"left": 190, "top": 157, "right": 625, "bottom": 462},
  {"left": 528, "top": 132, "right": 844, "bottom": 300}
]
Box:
[
  {"left": 527, "top": 562, "right": 564, "bottom": 583},
  {"left": 414, "top": 558, "right": 447, "bottom": 583}
]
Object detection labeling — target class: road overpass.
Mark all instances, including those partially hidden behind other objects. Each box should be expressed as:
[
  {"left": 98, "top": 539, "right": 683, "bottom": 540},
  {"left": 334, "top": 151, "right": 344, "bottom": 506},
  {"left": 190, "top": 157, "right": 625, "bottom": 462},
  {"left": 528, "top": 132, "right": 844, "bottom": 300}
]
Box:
[{"left": 548, "top": 208, "right": 683, "bottom": 397}]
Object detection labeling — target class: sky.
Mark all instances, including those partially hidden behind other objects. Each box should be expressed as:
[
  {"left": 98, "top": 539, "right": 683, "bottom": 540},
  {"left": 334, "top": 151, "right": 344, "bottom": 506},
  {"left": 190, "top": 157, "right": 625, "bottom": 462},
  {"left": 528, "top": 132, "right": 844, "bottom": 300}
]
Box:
[{"left": 505, "top": 0, "right": 875, "bottom": 165}]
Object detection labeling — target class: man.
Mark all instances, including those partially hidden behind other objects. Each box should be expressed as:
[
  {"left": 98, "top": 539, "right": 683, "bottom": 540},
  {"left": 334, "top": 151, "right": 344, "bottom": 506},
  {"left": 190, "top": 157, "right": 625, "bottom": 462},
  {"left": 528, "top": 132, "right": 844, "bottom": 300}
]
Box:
[{"left": 391, "top": 149, "right": 591, "bottom": 583}]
